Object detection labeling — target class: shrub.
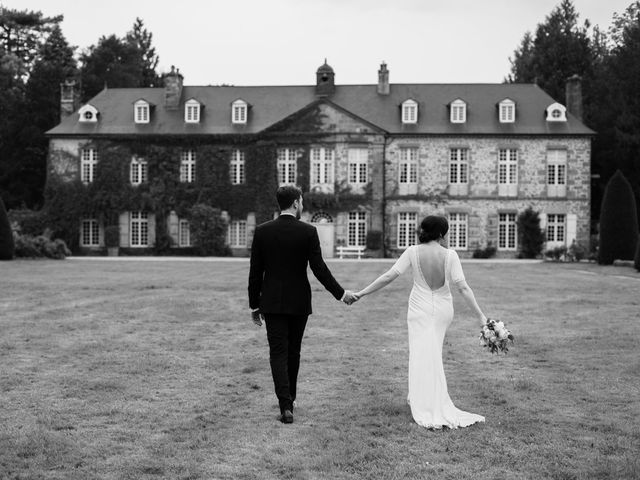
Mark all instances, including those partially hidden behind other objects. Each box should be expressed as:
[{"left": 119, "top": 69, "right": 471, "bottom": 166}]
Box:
[
  {"left": 544, "top": 246, "right": 567, "bottom": 261},
  {"left": 13, "top": 230, "right": 71, "bottom": 259},
  {"left": 635, "top": 236, "right": 640, "bottom": 272},
  {"left": 0, "top": 196, "right": 15, "bottom": 260},
  {"left": 517, "top": 207, "right": 545, "bottom": 258},
  {"left": 598, "top": 170, "right": 639, "bottom": 264},
  {"left": 104, "top": 225, "right": 120, "bottom": 248},
  {"left": 567, "top": 240, "right": 587, "bottom": 262},
  {"left": 472, "top": 244, "right": 497, "bottom": 259},
  {"left": 366, "top": 230, "right": 383, "bottom": 250},
  {"left": 188, "top": 204, "right": 229, "bottom": 256}
]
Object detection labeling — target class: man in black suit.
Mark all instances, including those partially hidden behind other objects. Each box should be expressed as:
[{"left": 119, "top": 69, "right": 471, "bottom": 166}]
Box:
[{"left": 248, "top": 185, "right": 357, "bottom": 423}]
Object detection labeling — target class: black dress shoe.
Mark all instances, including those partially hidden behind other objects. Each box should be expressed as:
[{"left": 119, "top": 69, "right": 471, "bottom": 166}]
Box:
[{"left": 279, "top": 410, "right": 293, "bottom": 424}]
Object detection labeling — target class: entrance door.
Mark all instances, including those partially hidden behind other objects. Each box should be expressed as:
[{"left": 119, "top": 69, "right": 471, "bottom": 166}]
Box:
[{"left": 315, "top": 223, "right": 335, "bottom": 258}]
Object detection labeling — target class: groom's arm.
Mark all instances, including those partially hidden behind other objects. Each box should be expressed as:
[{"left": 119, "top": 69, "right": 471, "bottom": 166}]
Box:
[
  {"left": 248, "top": 227, "right": 264, "bottom": 310},
  {"left": 308, "top": 227, "right": 345, "bottom": 301}
]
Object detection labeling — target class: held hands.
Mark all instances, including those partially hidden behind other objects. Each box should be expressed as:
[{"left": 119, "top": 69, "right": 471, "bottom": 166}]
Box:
[{"left": 342, "top": 290, "right": 361, "bottom": 306}]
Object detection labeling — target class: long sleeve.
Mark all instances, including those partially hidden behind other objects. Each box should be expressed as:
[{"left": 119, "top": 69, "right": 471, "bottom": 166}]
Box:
[
  {"left": 308, "top": 227, "right": 344, "bottom": 300},
  {"left": 247, "top": 227, "right": 264, "bottom": 310},
  {"left": 390, "top": 246, "right": 413, "bottom": 275},
  {"left": 448, "top": 249, "right": 466, "bottom": 285}
]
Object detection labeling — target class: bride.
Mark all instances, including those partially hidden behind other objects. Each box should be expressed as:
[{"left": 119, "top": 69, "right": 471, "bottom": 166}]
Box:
[{"left": 354, "top": 215, "right": 487, "bottom": 429}]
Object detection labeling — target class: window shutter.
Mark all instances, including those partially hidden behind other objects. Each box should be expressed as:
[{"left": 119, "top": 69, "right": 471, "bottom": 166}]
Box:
[
  {"left": 487, "top": 213, "right": 499, "bottom": 247},
  {"left": 566, "top": 214, "right": 577, "bottom": 247},
  {"left": 119, "top": 212, "right": 130, "bottom": 247},
  {"left": 168, "top": 211, "right": 179, "bottom": 245},
  {"left": 147, "top": 214, "right": 156, "bottom": 247}
]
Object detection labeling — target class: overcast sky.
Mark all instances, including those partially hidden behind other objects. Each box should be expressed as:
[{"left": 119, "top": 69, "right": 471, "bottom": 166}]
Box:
[{"left": 3, "top": 0, "right": 635, "bottom": 86}]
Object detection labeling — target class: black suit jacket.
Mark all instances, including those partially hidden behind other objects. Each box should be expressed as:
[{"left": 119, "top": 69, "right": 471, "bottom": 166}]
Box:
[{"left": 248, "top": 215, "right": 344, "bottom": 315}]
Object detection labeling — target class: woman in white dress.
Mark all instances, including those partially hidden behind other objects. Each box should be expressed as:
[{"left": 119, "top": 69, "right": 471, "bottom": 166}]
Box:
[{"left": 354, "top": 216, "right": 487, "bottom": 429}]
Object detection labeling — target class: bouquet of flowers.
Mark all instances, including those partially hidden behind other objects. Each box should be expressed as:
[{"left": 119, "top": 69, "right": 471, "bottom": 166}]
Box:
[{"left": 480, "top": 319, "right": 514, "bottom": 354}]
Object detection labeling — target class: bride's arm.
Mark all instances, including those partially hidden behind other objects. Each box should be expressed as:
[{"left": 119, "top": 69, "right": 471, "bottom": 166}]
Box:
[
  {"left": 454, "top": 280, "right": 487, "bottom": 326},
  {"left": 355, "top": 268, "right": 400, "bottom": 298}
]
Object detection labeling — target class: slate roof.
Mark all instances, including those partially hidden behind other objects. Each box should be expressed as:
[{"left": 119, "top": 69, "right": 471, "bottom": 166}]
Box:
[{"left": 46, "top": 83, "right": 594, "bottom": 137}]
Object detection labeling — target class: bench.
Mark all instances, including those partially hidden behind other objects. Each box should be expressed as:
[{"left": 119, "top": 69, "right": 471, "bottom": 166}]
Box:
[{"left": 336, "top": 246, "right": 365, "bottom": 259}]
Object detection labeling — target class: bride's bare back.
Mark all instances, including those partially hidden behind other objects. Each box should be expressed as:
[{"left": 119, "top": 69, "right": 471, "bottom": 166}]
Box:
[{"left": 416, "top": 242, "right": 447, "bottom": 290}]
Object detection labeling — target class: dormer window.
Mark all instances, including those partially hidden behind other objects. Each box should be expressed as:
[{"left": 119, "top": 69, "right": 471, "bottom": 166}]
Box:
[
  {"left": 546, "top": 102, "right": 567, "bottom": 122},
  {"left": 78, "top": 104, "right": 98, "bottom": 123},
  {"left": 134, "top": 100, "right": 150, "bottom": 124},
  {"left": 499, "top": 99, "right": 516, "bottom": 123},
  {"left": 232, "top": 99, "right": 248, "bottom": 124},
  {"left": 401, "top": 99, "right": 418, "bottom": 124},
  {"left": 185, "top": 99, "right": 201, "bottom": 123},
  {"left": 450, "top": 99, "right": 467, "bottom": 123}
]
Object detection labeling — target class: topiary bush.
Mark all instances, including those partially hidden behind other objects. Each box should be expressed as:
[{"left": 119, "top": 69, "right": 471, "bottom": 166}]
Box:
[
  {"left": 0, "top": 196, "right": 15, "bottom": 260},
  {"left": 517, "top": 207, "right": 545, "bottom": 258},
  {"left": 598, "top": 170, "right": 639, "bottom": 265},
  {"left": 472, "top": 244, "right": 497, "bottom": 259},
  {"left": 188, "top": 204, "right": 229, "bottom": 256}
]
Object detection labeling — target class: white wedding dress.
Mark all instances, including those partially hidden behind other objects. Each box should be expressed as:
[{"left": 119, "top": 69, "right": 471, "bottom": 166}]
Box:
[{"left": 391, "top": 244, "right": 485, "bottom": 429}]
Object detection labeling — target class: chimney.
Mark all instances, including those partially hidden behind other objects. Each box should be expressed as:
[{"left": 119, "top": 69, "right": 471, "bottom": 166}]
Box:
[
  {"left": 164, "top": 65, "right": 183, "bottom": 110},
  {"left": 315, "top": 59, "right": 335, "bottom": 97},
  {"left": 60, "top": 80, "right": 79, "bottom": 121},
  {"left": 377, "top": 62, "right": 389, "bottom": 95},
  {"left": 565, "top": 74, "right": 582, "bottom": 121}
]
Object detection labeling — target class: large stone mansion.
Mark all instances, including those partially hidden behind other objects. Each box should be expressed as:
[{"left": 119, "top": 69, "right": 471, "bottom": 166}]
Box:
[{"left": 46, "top": 62, "right": 592, "bottom": 257}]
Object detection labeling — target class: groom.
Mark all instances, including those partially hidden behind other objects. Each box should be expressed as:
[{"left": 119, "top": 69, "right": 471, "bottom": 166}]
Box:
[{"left": 248, "top": 185, "right": 357, "bottom": 424}]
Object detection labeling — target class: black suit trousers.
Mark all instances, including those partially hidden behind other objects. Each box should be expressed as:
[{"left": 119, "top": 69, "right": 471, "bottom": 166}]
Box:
[{"left": 264, "top": 313, "right": 308, "bottom": 413}]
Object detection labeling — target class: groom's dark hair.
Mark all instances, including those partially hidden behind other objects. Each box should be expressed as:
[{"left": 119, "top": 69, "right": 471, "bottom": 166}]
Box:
[
  {"left": 418, "top": 215, "right": 449, "bottom": 243},
  {"left": 276, "top": 185, "right": 303, "bottom": 210}
]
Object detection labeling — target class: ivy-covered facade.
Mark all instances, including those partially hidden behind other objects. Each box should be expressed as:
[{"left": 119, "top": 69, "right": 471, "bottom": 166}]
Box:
[{"left": 46, "top": 62, "right": 593, "bottom": 257}]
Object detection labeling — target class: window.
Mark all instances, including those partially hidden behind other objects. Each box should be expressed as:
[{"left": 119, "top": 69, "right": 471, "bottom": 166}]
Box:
[
  {"left": 402, "top": 99, "right": 418, "bottom": 124},
  {"left": 547, "top": 214, "right": 566, "bottom": 244},
  {"left": 277, "top": 148, "right": 297, "bottom": 186},
  {"left": 347, "top": 211, "right": 367, "bottom": 247},
  {"left": 134, "top": 100, "right": 150, "bottom": 124},
  {"left": 450, "top": 99, "right": 466, "bottom": 123},
  {"left": 547, "top": 149, "right": 567, "bottom": 197},
  {"left": 348, "top": 148, "right": 368, "bottom": 192},
  {"left": 498, "top": 148, "right": 518, "bottom": 196},
  {"left": 81, "top": 148, "right": 98, "bottom": 184},
  {"left": 185, "top": 99, "right": 200, "bottom": 123},
  {"left": 499, "top": 99, "right": 515, "bottom": 123},
  {"left": 130, "top": 156, "right": 148, "bottom": 185},
  {"left": 399, "top": 148, "right": 418, "bottom": 184},
  {"left": 397, "top": 212, "right": 417, "bottom": 249},
  {"left": 80, "top": 219, "right": 99, "bottom": 247},
  {"left": 498, "top": 213, "right": 517, "bottom": 250},
  {"left": 310, "top": 147, "right": 335, "bottom": 193},
  {"left": 130, "top": 211, "right": 149, "bottom": 247},
  {"left": 78, "top": 104, "right": 98, "bottom": 123},
  {"left": 230, "top": 150, "right": 245, "bottom": 185},
  {"left": 232, "top": 100, "right": 247, "bottom": 124},
  {"left": 180, "top": 150, "right": 196, "bottom": 183},
  {"left": 449, "top": 148, "right": 469, "bottom": 196},
  {"left": 179, "top": 220, "right": 191, "bottom": 247},
  {"left": 448, "top": 213, "right": 467, "bottom": 250},
  {"left": 228, "top": 220, "right": 247, "bottom": 247},
  {"left": 546, "top": 102, "right": 567, "bottom": 122}
]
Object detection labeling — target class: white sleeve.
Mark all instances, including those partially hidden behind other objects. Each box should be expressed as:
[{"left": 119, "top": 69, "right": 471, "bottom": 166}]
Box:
[
  {"left": 448, "top": 249, "right": 466, "bottom": 284},
  {"left": 391, "top": 246, "right": 413, "bottom": 275}
]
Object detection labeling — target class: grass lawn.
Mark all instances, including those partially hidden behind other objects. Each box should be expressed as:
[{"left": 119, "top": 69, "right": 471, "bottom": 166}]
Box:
[{"left": 0, "top": 258, "right": 639, "bottom": 480}]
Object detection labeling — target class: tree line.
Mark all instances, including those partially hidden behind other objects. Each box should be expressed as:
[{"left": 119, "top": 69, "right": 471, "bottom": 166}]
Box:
[{"left": 1, "top": 1, "right": 640, "bottom": 231}]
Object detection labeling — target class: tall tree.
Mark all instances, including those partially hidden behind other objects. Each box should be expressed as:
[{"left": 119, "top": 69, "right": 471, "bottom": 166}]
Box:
[
  {"left": 126, "top": 17, "right": 160, "bottom": 87},
  {"left": 508, "top": 0, "right": 595, "bottom": 106},
  {"left": 0, "top": 6, "right": 64, "bottom": 209}
]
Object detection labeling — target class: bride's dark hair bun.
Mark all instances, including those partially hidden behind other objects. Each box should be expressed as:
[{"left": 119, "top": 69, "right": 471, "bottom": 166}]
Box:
[{"left": 418, "top": 215, "right": 449, "bottom": 243}]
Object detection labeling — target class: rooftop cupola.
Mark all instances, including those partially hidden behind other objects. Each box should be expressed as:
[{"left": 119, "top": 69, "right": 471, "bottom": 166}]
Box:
[{"left": 315, "top": 59, "right": 335, "bottom": 97}]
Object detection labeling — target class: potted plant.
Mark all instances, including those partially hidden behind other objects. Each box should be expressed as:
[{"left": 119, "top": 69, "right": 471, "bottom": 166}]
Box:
[{"left": 105, "top": 225, "right": 120, "bottom": 256}]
